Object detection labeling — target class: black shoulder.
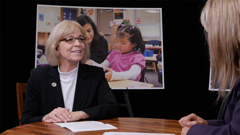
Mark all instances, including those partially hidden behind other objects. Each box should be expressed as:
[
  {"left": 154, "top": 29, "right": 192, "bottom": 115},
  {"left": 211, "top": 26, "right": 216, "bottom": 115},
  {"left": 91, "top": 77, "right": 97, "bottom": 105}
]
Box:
[
  {"left": 31, "top": 65, "right": 51, "bottom": 72},
  {"left": 30, "top": 65, "right": 56, "bottom": 76},
  {"left": 81, "top": 64, "right": 104, "bottom": 76},
  {"left": 99, "top": 36, "right": 108, "bottom": 45},
  {"left": 86, "top": 64, "right": 104, "bottom": 72}
]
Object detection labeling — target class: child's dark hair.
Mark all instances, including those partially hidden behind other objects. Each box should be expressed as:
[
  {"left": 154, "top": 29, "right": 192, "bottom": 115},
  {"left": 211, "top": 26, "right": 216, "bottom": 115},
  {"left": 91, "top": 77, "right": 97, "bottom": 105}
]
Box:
[{"left": 117, "top": 24, "right": 145, "bottom": 54}]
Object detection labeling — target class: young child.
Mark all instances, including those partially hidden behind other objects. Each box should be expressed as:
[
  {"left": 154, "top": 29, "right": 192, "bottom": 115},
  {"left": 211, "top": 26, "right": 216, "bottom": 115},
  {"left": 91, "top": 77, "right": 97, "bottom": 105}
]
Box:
[{"left": 87, "top": 24, "right": 146, "bottom": 82}]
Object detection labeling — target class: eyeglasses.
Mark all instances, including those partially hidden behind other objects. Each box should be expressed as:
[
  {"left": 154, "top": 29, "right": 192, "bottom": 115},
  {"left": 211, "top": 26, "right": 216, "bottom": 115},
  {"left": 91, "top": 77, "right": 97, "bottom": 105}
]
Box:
[{"left": 60, "top": 36, "right": 86, "bottom": 44}]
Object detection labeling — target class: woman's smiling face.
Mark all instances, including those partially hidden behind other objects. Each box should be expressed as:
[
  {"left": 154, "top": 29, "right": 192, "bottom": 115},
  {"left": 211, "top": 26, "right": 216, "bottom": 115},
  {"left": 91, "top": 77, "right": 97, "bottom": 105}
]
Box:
[
  {"left": 57, "top": 27, "right": 85, "bottom": 65},
  {"left": 82, "top": 23, "right": 94, "bottom": 44}
]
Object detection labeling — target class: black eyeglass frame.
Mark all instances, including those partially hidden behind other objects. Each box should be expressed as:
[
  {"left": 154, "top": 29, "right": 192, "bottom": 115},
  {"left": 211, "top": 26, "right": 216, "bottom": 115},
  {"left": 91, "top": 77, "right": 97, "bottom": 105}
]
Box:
[{"left": 60, "top": 36, "right": 86, "bottom": 43}]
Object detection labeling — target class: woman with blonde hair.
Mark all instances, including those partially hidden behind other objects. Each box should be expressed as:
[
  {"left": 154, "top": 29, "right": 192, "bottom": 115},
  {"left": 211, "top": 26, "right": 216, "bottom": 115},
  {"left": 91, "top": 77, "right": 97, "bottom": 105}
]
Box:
[
  {"left": 21, "top": 20, "right": 118, "bottom": 124},
  {"left": 179, "top": 0, "right": 240, "bottom": 134}
]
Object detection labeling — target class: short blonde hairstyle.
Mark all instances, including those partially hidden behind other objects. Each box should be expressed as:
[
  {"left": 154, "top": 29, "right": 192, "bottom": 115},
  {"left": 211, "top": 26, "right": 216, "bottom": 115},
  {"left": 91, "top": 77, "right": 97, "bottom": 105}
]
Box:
[
  {"left": 201, "top": 0, "right": 240, "bottom": 100},
  {"left": 45, "top": 20, "right": 90, "bottom": 66}
]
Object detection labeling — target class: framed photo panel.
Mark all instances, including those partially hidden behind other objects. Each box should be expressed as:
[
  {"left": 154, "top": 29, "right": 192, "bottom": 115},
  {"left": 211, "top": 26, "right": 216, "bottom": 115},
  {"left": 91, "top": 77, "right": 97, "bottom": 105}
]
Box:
[{"left": 35, "top": 4, "right": 164, "bottom": 89}]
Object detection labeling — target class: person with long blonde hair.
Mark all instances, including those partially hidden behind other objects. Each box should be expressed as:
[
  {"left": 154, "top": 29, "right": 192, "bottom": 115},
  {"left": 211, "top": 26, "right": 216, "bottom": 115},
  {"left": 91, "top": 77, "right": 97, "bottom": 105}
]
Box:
[{"left": 179, "top": 0, "right": 240, "bottom": 134}]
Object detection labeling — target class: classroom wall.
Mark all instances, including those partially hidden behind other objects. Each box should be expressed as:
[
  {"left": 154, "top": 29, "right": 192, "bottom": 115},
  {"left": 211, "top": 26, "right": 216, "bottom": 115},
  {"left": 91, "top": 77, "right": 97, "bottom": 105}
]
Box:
[
  {"left": 1, "top": 0, "right": 220, "bottom": 133},
  {"left": 37, "top": 6, "right": 98, "bottom": 32},
  {"left": 37, "top": 6, "right": 158, "bottom": 38},
  {"left": 76, "top": 7, "right": 98, "bottom": 25},
  {"left": 112, "top": 8, "right": 161, "bottom": 39},
  {"left": 38, "top": 6, "right": 61, "bottom": 32}
]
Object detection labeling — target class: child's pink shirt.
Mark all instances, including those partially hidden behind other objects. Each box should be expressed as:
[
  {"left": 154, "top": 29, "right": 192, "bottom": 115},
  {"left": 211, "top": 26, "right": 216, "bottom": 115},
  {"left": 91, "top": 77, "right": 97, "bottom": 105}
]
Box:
[{"left": 106, "top": 50, "right": 146, "bottom": 81}]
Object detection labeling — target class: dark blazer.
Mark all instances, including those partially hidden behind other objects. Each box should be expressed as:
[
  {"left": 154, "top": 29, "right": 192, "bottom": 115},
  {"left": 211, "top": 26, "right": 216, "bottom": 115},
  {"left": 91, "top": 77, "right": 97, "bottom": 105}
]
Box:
[
  {"left": 187, "top": 76, "right": 240, "bottom": 135},
  {"left": 21, "top": 63, "right": 119, "bottom": 125},
  {"left": 90, "top": 36, "right": 108, "bottom": 64}
]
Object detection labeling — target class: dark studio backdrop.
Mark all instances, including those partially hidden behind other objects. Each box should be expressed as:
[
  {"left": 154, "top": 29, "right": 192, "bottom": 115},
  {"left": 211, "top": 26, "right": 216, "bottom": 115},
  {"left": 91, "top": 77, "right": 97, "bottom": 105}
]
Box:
[{"left": 0, "top": 0, "right": 221, "bottom": 133}]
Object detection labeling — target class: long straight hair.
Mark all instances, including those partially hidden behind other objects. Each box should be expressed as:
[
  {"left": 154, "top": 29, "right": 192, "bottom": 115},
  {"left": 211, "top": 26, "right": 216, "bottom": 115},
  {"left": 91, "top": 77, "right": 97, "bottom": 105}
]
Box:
[
  {"left": 201, "top": 0, "right": 240, "bottom": 101},
  {"left": 75, "top": 15, "right": 102, "bottom": 47}
]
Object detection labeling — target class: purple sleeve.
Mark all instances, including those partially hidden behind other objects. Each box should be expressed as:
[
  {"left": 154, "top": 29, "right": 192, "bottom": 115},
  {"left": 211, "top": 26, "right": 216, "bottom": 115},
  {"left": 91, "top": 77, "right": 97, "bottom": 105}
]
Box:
[
  {"left": 187, "top": 83, "right": 240, "bottom": 135},
  {"left": 207, "top": 119, "right": 224, "bottom": 126},
  {"left": 187, "top": 120, "right": 224, "bottom": 135},
  {"left": 187, "top": 124, "right": 231, "bottom": 135}
]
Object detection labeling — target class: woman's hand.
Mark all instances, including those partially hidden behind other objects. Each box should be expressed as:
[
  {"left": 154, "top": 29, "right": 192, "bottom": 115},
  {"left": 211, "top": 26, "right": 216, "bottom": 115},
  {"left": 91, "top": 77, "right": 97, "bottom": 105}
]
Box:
[
  {"left": 69, "top": 111, "right": 90, "bottom": 122},
  {"left": 181, "top": 126, "right": 190, "bottom": 135},
  {"left": 43, "top": 107, "right": 71, "bottom": 123},
  {"left": 104, "top": 68, "right": 113, "bottom": 81},
  {"left": 179, "top": 113, "right": 209, "bottom": 127},
  {"left": 179, "top": 113, "right": 209, "bottom": 135},
  {"left": 43, "top": 109, "right": 90, "bottom": 123}
]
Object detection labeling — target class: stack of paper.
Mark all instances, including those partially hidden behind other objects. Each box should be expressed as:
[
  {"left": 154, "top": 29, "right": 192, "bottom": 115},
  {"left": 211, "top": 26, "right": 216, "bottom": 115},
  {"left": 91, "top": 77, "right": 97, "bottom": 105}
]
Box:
[{"left": 54, "top": 121, "right": 117, "bottom": 132}]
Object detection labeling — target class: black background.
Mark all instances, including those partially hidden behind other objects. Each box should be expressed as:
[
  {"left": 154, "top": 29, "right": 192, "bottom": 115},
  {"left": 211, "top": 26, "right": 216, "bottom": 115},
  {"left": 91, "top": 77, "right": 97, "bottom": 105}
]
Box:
[{"left": 0, "top": 0, "right": 221, "bottom": 133}]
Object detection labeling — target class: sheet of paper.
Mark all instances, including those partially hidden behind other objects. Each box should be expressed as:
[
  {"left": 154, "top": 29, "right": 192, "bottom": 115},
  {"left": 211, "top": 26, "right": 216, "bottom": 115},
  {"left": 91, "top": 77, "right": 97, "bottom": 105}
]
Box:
[
  {"left": 54, "top": 121, "right": 117, "bottom": 132},
  {"left": 103, "top": 132, "right": 174, "bottom": 135}
]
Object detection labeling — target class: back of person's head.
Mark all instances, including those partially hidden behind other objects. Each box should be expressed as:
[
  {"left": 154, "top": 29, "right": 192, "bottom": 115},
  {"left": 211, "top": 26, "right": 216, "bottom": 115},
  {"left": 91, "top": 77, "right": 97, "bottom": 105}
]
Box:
[
  {"left": 46, "top": 20, "right": 90, "bottom": 66},
  {"left": 117, "top": 24, "right": 145, "bottom": 54},
  {"left": 201, "top": 0, "right": 240, "bottom": 100},
  {"left": 75, "top": 15, "right": 101, "bottom": 43}
]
